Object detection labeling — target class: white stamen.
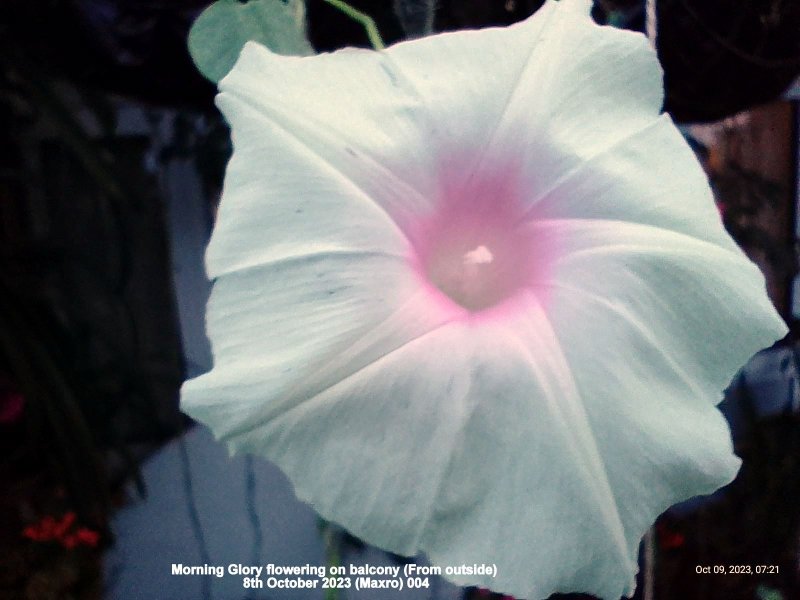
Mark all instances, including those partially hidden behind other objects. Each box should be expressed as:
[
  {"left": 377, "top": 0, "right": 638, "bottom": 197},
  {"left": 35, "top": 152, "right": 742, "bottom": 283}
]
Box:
[{"left": 463, "top": 245, "right": 494, "bottom": 265}]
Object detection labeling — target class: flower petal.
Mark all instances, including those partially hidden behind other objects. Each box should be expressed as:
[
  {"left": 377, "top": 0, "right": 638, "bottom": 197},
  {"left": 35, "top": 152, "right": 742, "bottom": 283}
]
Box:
[
  {"left": 182, "top": 252, "right": 426, "bottom": 439},
  {"left": 378, "top": 1, "right": 559, "bottom": 187},
  {"left": 211, "top": 0, "right": 597, "bottom": 247},
  {"left": 226, "top": 321, "right": 474, "bottom": 554},
  {"left": 208, "top": 91, "right": 410, "bottom": 278},
  {"left": 420, "top": 305, "right": 639, "bottom": 599},
  {"left": 467, "top": 0, "right": 663, "bottom": 199},
  {"left": 524, "top": 115, "right": 739, "bottom": 252},
  {"left": 213, "top": 38, "right": 445, "bottom": 253},
  {"left": 537, "top": 217, "right": 785, "bottom": 398},
  {"left": 521, "top": 216, "right": 785, "bottom": 576}
]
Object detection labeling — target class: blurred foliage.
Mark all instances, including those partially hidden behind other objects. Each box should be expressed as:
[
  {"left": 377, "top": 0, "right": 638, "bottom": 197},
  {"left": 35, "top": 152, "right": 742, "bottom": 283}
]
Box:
[
  {"left": 656, "top": 0, "right": 800, "bottom": 121},
  {"left": 0, "top": 3, "right": 185, "bottom": 553},
  {"left": 0, "top": 279, "right": 109, "bottom": 529},
  {"left": 714, "top": 164, "right": 797, "bottom": 294},
  {"left": 657, "top": 412, "right": 800, "bottom": 599},
  {"left": 2, "top": 0, "right": 799, "bottom": 121},
  {"left": 393, "top": 0, "right": 435, "bottom": 38}
]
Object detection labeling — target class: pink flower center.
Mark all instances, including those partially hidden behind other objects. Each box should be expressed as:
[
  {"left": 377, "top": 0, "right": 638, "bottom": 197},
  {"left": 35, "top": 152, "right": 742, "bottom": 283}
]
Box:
[
  {"left": 410, "top": 166, "right": 545, "bottom": 314},
  {"left": 422, "top": 220, "right": 533, "bottom": 312}
]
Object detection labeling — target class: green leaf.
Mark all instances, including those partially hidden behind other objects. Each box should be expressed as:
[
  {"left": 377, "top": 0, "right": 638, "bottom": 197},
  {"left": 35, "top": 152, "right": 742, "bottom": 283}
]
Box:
[{"left": 189, "top": 0, "right": 314, "bottom": 83}]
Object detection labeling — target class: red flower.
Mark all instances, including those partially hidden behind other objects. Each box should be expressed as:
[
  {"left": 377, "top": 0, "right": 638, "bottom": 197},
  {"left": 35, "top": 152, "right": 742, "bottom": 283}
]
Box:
[
  {"left": 53, "top": 512, "right": 76, "bottom": 539},
  {"left": 23, "top": 516, "right": 58, "bottom": 541},
  {"left": 22, "top": 524, "right": 46, "bottom": 542},
  {"left": 22, "top": 513, "right": 100, "bottom": 549},
  {"left": 656, "top": 521, "right": 686, "bottom": 551},
  {"left": 72, "top": 527, "right": 100, "bottom": 548}
]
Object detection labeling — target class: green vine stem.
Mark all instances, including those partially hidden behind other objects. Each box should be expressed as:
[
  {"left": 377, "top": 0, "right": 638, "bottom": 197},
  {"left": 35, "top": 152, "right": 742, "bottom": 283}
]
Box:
[
  {"left": 322, "top": 0, "right": 385, "bottom": 50},
  {"left": 322, "top": 523, "right": 341, "bottom": 600}
]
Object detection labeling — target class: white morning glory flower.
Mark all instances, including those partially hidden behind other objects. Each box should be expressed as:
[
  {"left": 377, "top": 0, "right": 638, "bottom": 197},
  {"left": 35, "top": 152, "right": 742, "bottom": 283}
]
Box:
[{"left": 181, "top": 0, "right": 787, "bottom": 597}]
